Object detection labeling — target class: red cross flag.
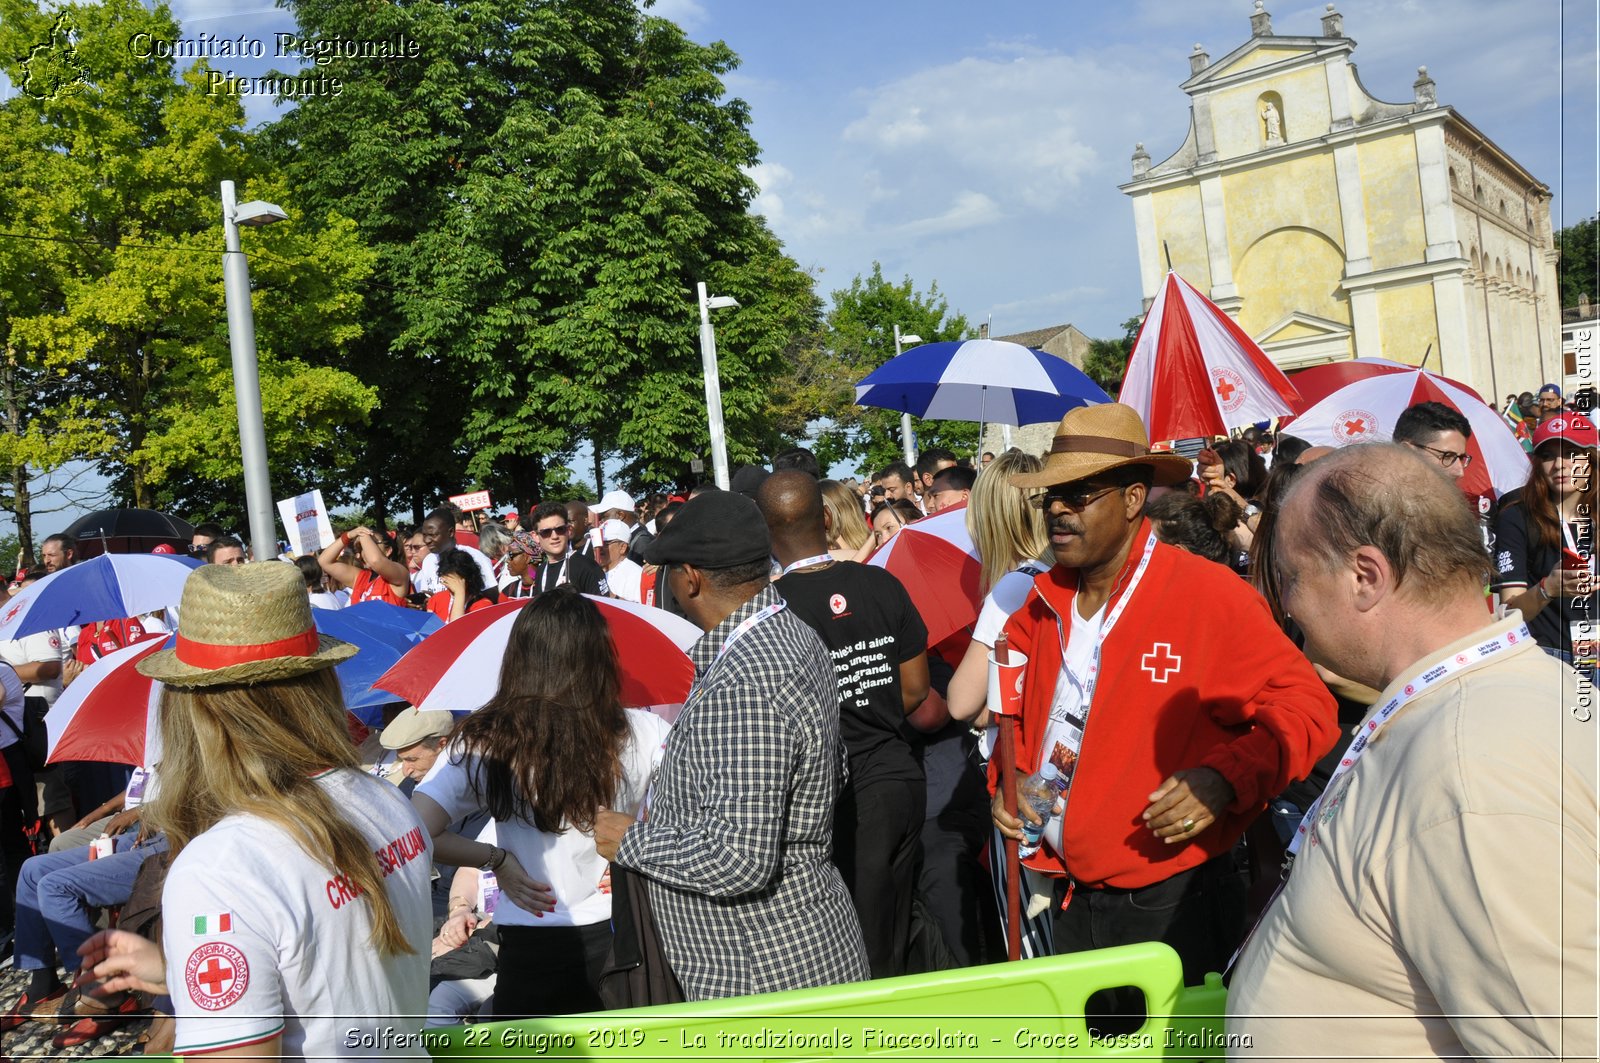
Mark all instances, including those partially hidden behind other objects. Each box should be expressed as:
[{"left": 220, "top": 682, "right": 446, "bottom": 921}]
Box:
[{"left": 1119, "top": 271, "right": 1301, "bottom": 442}]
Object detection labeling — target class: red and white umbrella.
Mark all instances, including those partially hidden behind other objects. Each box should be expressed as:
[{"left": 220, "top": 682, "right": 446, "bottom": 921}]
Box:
[
  {"left": 1284, "top": 358, "right": 1530, "bottom": 498},
  {"left": 374, "top": 595, "right": 699, "bottom": 712},
  {"left": 866, "top": 504, "right": 982, "bottom": 648},
  {"left": 1120, "top": 271, "right": 1301, "bottom": 441},
  {"left": 47, "top": 634, "right": 167, "bottom": 766}
]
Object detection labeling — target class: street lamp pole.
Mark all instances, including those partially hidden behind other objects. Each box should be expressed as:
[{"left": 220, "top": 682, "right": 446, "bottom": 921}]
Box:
[
  {"left": 696, "top": 282, "right": 739, "bottom": 491},
  {"left": 220, "top": 180, "right": 288, "bottom": 562},
  {"left": 893, "top": 325, "right": 924, "bottom": 467}
]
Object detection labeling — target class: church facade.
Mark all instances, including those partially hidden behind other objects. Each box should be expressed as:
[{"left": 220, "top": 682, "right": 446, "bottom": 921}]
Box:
[{"left": 1120, "top": 3, "right": 1560, "bottom": 402}]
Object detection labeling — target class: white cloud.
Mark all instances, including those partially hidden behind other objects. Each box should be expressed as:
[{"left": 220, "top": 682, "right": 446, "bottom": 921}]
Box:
[
  {"left": 747, "top": 161, "right": 792, "bottom": 225},
  {"left": 896, "top": 190, "right": 1004, "bottom": 238}
]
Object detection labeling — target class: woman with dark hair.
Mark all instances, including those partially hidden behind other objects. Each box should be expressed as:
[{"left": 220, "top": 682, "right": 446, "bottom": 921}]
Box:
[
  {"left": 427, "top": 548, "right": 500, "bottom": 622},
  {"left": 412, "top": 590, "right": 671, "bottom": 1016},
  {"left": 1147, "top": 490, "right": 1244, "bottom": 566},
  {"left": 316, "top": 525, "right": 411, "bottom": 606},
  {"left": 1493, "top": 414, "right": 1599, "bottom": 672},
  {"left": 1195, "top": 439, "right": 1269, "bottom": 565},
  {"left": 867, "top": 499, "right": 923, "bottom": 552}
]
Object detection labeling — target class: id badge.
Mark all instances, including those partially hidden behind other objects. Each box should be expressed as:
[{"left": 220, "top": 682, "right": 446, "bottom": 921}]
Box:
[
  {"left": 125, "top": 767, "right": 148, "bottom": 809},
  {"left": 476, "top": 871, "right": 500, "bottom": 917}
]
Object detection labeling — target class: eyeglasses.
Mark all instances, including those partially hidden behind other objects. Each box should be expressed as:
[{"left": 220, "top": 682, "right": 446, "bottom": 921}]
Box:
[
  {"left": 1411, "top": 443, "right": 1473, "bottom": 469},
  {"left": 1030, "top": 484, "right": 1123, "bottom": 511},
  {"left": 535, "top": 524, "right": 571, "bottom": 539}
]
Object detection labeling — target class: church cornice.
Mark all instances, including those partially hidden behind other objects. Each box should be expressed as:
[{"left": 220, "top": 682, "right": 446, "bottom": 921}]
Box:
[{"left": 1120, "top": 106, "right": 1453, "bottom": 195}]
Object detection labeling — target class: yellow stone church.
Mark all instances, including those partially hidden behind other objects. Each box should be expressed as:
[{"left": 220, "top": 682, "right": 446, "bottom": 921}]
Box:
[{"left": 1120, "top": 2, "right": 1560, "bottom": 403}]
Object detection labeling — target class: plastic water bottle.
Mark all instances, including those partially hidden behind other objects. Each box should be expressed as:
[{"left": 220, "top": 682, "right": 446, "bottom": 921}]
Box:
[{"left": 1017, "top": 762, "right": 1063, "bottom": 858}]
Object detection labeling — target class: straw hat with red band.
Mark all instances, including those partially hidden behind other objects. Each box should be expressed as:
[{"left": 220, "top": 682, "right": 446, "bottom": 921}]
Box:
[
  {"left": 1533, "top": 412, "right": 1599, "bottom": 452},
  {"left": 137, "top": 562, "right": 357, "bottom": 687},
  {"left": 1009, "top": 402, "right": 1194, "bottom": 490}
]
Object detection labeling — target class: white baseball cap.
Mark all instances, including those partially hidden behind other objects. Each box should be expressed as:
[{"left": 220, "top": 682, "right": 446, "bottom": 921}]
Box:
[
  {"left": 599, "top": 518, "right": 632, "bottom": 544},
  {"left": 589, "top": 489, "right": 636, "bottom": 514}
]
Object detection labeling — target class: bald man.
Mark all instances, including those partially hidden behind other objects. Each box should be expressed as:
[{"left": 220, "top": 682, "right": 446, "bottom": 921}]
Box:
[
  {"left": 1229, "top": 444, "right": 1597, "bottom": 1059},
  {"left": 757, "top": 471, "right": 931, "bottom": 978}
]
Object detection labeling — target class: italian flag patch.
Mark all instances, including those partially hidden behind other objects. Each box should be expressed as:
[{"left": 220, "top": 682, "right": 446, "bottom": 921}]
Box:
[{"left": 192, "top": 913, "right": 233, "bottom": 936}]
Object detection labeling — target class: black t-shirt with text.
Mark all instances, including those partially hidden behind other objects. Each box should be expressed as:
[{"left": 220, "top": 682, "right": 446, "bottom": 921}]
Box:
[
  {"left": 776, "top": 561, "right": 928, "bottom": 787},
  {"left": 1491, "top": 488, "right": 1595, "bottom": 657}
]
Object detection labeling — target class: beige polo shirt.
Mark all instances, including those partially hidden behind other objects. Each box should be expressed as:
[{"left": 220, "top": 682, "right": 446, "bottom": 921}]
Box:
[{"left": 1229, "top": 614, "right": 1597, "bottom": 1061}]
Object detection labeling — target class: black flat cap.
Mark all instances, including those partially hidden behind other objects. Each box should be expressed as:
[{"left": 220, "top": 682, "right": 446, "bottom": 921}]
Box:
[
  {"left": 644, "top": 491, "right": 771, "bottom": 568},
  {"left": 729, "top": 464, "right": 770, "bottom": 498}
]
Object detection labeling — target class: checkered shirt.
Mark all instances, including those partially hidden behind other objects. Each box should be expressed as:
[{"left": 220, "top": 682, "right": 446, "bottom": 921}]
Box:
[{"left": 616, "top": 585, "right": 869, "bottom": 999}]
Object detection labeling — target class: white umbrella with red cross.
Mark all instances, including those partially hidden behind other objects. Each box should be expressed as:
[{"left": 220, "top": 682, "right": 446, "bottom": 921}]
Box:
[
  {"left": 1283, "top": 358, "right": 1530, "bottom": 498},
  {"left": 1119, "top": 271, "right": 1302, "bottom": 441}
]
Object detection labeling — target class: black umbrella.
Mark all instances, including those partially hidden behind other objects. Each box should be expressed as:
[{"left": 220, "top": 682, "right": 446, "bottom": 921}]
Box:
[{"left": 61, "top": 508, "right": 195, "bottom": 559}]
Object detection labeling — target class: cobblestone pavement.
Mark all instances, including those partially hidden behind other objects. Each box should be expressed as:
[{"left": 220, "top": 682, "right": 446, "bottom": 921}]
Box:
[{"left": 0, "top": 966, "right": 151, "bottom": 1060}]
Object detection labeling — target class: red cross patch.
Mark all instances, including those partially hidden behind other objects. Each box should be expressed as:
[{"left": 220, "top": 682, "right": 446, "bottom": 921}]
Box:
[
  {"left": 185, "top": 941, "right": 249, "bottom": 1011},
  {"left": 1141, "top": 642, "right": 1182, "bottom": 683},
  {"left": 828, "top": 593, "right": 847, "bottom": 615}
]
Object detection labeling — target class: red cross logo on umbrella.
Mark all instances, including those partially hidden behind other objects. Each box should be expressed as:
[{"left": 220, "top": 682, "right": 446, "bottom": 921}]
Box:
[
  {"left": 1210, "top": 367, "right": 1247, "bottom": 413},
  {"left": 1332, "top": 408, "right": 1379, "bottom": 445}
]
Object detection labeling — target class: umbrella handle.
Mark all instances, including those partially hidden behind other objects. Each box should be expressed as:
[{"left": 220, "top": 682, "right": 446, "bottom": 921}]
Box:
[{"left": 996, "top": 712, "right": 1023, "bottom": 963}]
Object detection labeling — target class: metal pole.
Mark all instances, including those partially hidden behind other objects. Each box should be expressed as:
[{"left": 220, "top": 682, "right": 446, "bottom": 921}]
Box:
[
  {"left": 221, "top": 180, "right": 279, "bottom": 562},
  {"left": 894, "top": 325, "right": 916, "bottom": 466},
  {"left": 697, "top": 282, "right": 731, "bottom": 491}
]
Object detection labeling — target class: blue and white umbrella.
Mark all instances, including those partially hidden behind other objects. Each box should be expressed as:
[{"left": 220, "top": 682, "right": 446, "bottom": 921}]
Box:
[
  {"left": 0, "top": 552, "right": 204, "bottom": 639},
  {"left": 313, "top": 601, "right": 443, "bottom": 721},
  {"left": 854, "top": 339, "right": 1111, "bottom": 427}
]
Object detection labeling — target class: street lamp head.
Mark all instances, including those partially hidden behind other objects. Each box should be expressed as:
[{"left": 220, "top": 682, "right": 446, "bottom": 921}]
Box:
[
  {"left": 705, "top": 295, "right": 739, "bottom": 310},
  {"left": 901, "top": 334, "right": 924, "bottom": 345},
  {"left": 233, "top": 200, "right": 289, "bottom": 227}
]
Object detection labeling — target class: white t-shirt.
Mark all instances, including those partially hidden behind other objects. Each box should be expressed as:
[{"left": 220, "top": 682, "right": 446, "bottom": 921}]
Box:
[
  {"left": 308, "top": 591, "right": 345, "bottom": 611},
  {"left": 416, "top": 708, "right": 671, "bottom": 928},
  {"left": 605, "top": 557, "right": 644, "bottom": 603},
  {"left": 163, "top": 769, "right": 433, "bottom": 1059},
  {"left": 0, "top": 631, "right": 66, "bottom": 705},
  {"left": 972, "top": 561, "right": 1050, "bottom": 648},
  {"left": 413, "top": 546, "right": 495, "bottom": 596},
  {"left": 0, "top": 664, "right": 22, "bottom": 751}
]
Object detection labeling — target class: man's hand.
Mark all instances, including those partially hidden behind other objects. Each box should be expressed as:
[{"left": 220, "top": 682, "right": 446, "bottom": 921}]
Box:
[
  {"left": 62, "top": 659, "right": 85, "bottom": 688},
  {"left": 593, "top": 809, "right": 634, "bottom": 861},
  {"left": 103, "top": 807, "right": 142, "bottom": 837},
  {"left": 1142, "top": 767, "right": 1235, "bottom": 844},
  {"left": 990, "top": 772, "right": 1044, "bottom": 842}
]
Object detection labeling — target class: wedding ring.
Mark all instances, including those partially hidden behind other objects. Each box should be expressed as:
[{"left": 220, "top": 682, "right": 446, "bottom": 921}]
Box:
[{"left": 1182, "top": 818, "right": 1196, "bottom": 832}]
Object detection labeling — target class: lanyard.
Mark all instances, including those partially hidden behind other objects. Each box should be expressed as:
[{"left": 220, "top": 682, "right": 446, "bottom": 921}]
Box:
[
  {"left": 779, "top": 553, "right": 835, "bottom": 577},
  {"left": 713, "top": 601, "right": 786, "bottom": 666},
  {"left": 1054, "top": 530, "right": 1160, "bottom": 734},
  {"left": 540, "top": 554, "right": 571, "bottom": 592},
  {"left": 1286, "top": 622, "right": 1532, "bottom": 857}
]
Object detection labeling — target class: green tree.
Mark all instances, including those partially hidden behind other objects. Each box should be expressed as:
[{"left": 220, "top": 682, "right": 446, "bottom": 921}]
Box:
[
  {"left": 1081, "top": 314, "right": 1145, "bottom": 397},
  {"left": 1557, "top": 216, "right": 1598, "bottom": 311},
  {"left": 266, "top": 0, "right": 818, "bottom": 507},
  {"left": 0, "top": 0, "right": 379, "bottom": 528},
  {"left": 801, "top": 264, "right": 972, "bottom": 475}
]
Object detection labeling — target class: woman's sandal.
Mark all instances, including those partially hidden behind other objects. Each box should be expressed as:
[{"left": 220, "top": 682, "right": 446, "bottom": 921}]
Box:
[{"left": 47, "top": 985, "right": 146, "bottom": 1049}]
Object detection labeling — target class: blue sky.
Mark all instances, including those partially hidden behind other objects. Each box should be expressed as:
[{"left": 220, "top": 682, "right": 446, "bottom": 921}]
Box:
[{"left": 4, "top": 0, "right": 1596, "bottom": 533}]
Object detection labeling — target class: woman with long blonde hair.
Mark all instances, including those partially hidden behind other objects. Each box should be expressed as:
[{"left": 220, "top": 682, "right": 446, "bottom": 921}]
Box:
[
  {"left": 79, "top": 563, "right": 432, "bottom": 1059},
  {"left": 820, "top": 479, "right": 872, "bottom": 560},
  {"left": 944, "top": 451, "right": 1052, "bottom": 723}
]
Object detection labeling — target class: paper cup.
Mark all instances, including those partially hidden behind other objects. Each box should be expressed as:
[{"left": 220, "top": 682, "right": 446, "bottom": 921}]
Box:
[{"left": 987, "top": 646, "right": 1028, "bottom": 717}]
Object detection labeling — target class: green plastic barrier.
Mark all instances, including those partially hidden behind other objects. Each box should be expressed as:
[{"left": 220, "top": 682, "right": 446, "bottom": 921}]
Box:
[{"left": 421, "top": 943, "right": 1232, "bottom": 1061}]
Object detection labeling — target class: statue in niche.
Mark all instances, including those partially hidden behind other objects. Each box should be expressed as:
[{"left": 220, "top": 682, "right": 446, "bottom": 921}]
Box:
[{"left": 1261, "top": 100, "right": 1283, "bottom": 144}]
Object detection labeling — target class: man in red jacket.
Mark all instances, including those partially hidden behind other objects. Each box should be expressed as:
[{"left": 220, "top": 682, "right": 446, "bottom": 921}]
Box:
[{"left": 991, "top": 403, "right": 1336, "bottom": 988}]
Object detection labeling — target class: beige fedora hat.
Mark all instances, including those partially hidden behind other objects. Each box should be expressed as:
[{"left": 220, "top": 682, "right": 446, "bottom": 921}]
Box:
[
  {"left": 138, "top": 562, "right": 357, "bottom": 688},
  {"left": 1010, "top": 403, "right": 1194, "bottom": 489}
]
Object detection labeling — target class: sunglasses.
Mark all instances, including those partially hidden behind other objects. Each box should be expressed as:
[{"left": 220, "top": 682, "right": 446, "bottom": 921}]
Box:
[
  {"left": 535, "top": 524, "right": 571, "bottom": 539},
  {"left": 1030, "top": 484, "right": 1124, "bottom": 511}
]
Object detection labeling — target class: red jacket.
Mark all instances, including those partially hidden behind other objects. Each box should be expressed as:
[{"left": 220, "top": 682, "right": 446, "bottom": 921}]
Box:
[{"left": 993, "top": 521, "right": 1336, "bottom": 888}]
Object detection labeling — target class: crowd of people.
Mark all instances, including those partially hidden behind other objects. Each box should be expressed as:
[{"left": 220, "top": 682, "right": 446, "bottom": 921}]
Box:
[{"left": 0, "top": 388, "right": 1592, "bottom": 1059}]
